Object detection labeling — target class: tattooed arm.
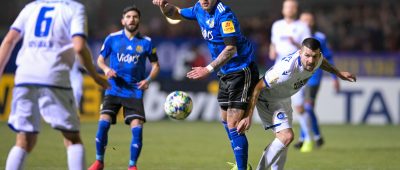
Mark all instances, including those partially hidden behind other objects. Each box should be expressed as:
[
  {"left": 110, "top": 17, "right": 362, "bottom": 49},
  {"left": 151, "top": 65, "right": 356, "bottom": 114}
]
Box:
[
  {"left": 152, "top": 0, "right": 183, "bottom": 20},
  {"left": 320, "top": 58, "right": 357, "bottom": 82}
]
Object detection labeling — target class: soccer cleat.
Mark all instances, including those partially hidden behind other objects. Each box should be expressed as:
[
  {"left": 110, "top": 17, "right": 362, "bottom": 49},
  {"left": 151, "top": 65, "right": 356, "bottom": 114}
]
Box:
[
  {"left": 293, "top": 141, "right": 303, "bottom": 149},
  {"left": 227, "top": 162, "right": 252, "bottom": 170},
  {"left": 300, "top": 141, "right": 313, "bottom": 153},
  {"left": 315, "top": 138, "right": 324, "bottom": 148},
  {"left": 128, "top": 165, "right": 137, "bottom": 170},
  {"left": 88, "top": 160, "right": 104, "bottom": 170}
]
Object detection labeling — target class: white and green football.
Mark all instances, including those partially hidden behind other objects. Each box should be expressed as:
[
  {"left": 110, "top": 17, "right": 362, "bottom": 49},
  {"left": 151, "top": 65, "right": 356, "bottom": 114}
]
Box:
[{"left": 164, "top": 91, "right": 193, "bottom": 120}]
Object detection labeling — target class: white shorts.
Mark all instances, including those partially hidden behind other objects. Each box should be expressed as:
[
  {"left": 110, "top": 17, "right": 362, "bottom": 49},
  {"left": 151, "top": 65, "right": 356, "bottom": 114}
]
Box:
[
  {"left": 256, "top": 94, "right": 293, "bottom": 132},
  {"left": 8, "top": 86, "right": 80, "bottom": 133},
  {"left": 291, "top": 86, "right": 305, "bottom": 106}
]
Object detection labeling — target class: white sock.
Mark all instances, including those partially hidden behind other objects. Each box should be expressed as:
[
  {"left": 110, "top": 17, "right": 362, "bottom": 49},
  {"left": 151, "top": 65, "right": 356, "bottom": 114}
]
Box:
[
  {"left": 6, "top": 146, "right": 27, "bottom": 170},
  {"left": 256, "top": 138, "right": 286, "bottom": 170},
  {"left": 298, "top": 112, "right": 312, "bottom": 141},
  {"left": 271, "top": 148, "right": 287, "bottom": 170},
  {"left": 67, "top": 144, "right": 86, "bottom": 170}
]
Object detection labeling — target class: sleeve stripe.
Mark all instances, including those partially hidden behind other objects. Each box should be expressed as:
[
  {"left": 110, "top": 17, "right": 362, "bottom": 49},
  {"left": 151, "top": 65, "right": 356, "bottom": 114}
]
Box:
[
  {"left": 10, "top": 27, "right": 21, "bottom": 33},
  {"left": 71, "top": 33, "right": 87, "bottom": 39},
  {"left": 263, "top": 77, "right": 270, "bottom": 88}
]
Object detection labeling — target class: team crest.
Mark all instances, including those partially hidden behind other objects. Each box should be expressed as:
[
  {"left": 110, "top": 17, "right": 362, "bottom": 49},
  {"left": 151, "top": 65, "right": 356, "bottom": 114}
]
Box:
[
  {"left": 206, "top": 18, "right": 215, "bottom": 28},
  {"left": 136, "top": 45, "right": 143, "bottom": 53}
]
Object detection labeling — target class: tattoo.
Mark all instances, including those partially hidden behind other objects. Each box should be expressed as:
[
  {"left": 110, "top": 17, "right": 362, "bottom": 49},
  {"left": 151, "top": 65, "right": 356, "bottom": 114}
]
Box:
[
  {"left": 227, "top": 108, "right": 245, "bottom": 123},
  {"left": 210, "top": 46, "right": 236, "bottom": 69},
  {"left": 320, "top": 58, "right": 340, "bottom": 76}
]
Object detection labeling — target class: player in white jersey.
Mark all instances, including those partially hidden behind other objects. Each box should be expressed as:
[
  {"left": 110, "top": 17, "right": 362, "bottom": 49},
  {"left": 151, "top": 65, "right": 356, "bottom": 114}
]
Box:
[
  {"left": 0, "top": 0, "right": 109, "bottom": 169},
  {"left": 237, "top": 38, "right": 356, "bottom": 170},
  {"left": 269, "top": 0, "right": 313, "bottom": 152}
]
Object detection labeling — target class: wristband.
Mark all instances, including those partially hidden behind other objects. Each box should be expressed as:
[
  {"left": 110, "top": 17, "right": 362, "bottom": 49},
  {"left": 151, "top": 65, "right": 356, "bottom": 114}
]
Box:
[
  {"left": 206, "top": 65, "right": 214, "bottom": 73},
  {"left": 145, "top": 77, "right": 152, "bottom": 83}
]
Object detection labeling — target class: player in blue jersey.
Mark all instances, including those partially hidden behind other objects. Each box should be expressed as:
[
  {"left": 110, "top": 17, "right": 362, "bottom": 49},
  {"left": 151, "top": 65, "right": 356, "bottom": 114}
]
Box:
[
  {"left": 153, "top": 0, "right": 259, "bottom": 169},
  {"left": 88, "top": 6, "right": 160, "bottom": 170},
  {"left": 292, "top": 11, "right": 341, "bottom": 150}
]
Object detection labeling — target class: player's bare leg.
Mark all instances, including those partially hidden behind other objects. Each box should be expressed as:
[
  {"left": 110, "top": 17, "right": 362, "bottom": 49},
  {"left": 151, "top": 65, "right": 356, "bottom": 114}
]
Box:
[{"left": 5, "top": 133, "right": 37, "bottom": 170}]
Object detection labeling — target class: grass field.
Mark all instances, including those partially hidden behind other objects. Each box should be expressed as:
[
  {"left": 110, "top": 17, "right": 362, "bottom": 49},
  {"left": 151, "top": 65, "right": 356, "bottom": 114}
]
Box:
[{"left": 0, "top": 121, "right": 399, "bottom": 170}]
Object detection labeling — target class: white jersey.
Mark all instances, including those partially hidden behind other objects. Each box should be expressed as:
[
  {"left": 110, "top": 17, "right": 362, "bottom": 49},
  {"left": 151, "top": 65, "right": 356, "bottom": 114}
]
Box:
[
  {"left": 271, "top": 19, "right": 311, "bottom": 62},
  {"left": 260, "top": 51, "right": 323, "bottom": 102},
  {"left": 11, "top": 0, "right": 87, "bottom": 88}
]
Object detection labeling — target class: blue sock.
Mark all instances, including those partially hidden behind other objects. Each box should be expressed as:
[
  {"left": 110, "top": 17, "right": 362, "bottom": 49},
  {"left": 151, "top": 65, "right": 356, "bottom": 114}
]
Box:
[
  {"left": 95, "top": 120, "right": 111, "bottom": 161},
  {"left": 305, "top": 103, "right": 321, "bottom": 137},
  {"left": 222, "top": 121, "right": 234, "bottom": 150},
  {"left": 299, "top": 127, "right": 305, "bottom": 141},
  {"left": 129, "top": 126, "right": 143, "bottom": 167},
  {"left": 229, "top": 128, "right": 248, "bottom": 170}
]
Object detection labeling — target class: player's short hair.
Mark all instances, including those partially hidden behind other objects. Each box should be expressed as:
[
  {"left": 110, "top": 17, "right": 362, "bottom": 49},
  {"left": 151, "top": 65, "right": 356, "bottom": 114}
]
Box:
[
  {"left": 123, "top": 5, "right": 141, "bottom": 18},
  {"left": 302, "top": 38, "right": 321, "bottom": 51}
]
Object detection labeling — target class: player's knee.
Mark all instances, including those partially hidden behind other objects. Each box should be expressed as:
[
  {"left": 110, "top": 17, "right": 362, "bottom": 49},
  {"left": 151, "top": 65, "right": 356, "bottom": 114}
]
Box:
[
  {"left": 276, "top": 129, "right": 294, "bottom": 146},
  {"left": 296, "top": 106, "right": 305, "bottom": 113},
  {"left": 16, "top": 133, "right": 37, "bottom": 153}
]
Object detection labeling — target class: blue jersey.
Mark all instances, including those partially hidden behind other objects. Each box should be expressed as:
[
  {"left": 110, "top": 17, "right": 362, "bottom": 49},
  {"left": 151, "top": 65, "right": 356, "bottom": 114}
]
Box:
[
  {"left": 100, "top": 30, "right": 158, "bottom": 98},
  {"left": 180, "top": 1, "right": 255, "bottom": 74},
  {"left": 307, "top": 31, "right": 337, "bottom": 86}
]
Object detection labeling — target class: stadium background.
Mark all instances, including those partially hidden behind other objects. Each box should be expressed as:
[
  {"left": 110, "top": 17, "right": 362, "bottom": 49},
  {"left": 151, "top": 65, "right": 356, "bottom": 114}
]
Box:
[{"left": 0, "top": 0, "right": 399, "bottom": 169}]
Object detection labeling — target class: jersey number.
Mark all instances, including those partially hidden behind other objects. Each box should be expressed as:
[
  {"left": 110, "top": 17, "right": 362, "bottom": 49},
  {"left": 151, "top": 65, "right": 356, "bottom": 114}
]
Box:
[{"left": 35, "top": 7, "right": 55, "bottom": 37}]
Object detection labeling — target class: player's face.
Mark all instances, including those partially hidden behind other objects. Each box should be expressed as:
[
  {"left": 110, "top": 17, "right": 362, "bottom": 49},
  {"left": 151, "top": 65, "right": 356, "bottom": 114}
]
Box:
[
  {"left": 199, "top": 0, "right": 218, "bottom": 12},
  {"left": 300, "top": 46, "right": 321, "bottom": 72},
  {"left": 122, "top": 10, "right": 140, "bottom": 33},
  {"left": 300, "top": 13, "right": 314, "bottom": 28},
  {"left": 282, "top": 0, "right": 298, "bottom": 19}
]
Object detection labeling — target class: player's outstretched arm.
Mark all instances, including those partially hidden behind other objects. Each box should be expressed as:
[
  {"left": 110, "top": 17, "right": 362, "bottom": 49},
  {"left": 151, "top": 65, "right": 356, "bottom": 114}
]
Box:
[
  {"left": 138, "top": 61, "right": 160, "bottom": 90},
  {"left": 237, "top": 80, "right": 266, "bottom": 133},
  {"left": 152, "top": 0, "right": 183, "bottom": 20},
  {"left": 72, "top": 36, "right": 110, "bottom": 89},
  {"left": 320, "top": 58, "right": 356, "bottom": 82},
  {"left": 0, "top": 29, "right": 21, "bottom": 78}
]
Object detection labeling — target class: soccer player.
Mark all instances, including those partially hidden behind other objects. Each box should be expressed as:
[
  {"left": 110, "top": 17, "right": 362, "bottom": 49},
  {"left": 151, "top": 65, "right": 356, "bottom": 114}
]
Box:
[
  {"left": 88, "top": 6, "right": 160, "bottom": 170},
  {"left": 0, "top": 0, "right": 110, "bottom": 169},
  {"left": 152, "top": 0, "right": 259, "bottom": 169},
  {"left": 269, "top": 0, "right": 313, "bottom": 152},
  {"left": 239, "top": 38, "right": 356, "bottom": 170},
  {"left": 292, "top": 11, "right": 341, "bottom": 149}
]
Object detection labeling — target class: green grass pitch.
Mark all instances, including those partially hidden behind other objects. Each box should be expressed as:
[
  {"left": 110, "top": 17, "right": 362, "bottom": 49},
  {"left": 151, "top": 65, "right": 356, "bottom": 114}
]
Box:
[{"left": 1, "top": 121, "right": 399, "bottom": 170}]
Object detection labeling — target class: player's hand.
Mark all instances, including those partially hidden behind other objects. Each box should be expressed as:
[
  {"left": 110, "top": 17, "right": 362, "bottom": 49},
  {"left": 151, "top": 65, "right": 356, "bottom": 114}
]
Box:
[
  {"left": 104, "top": 68, "right": 117, "bottom": 79},
  {"left": 338, "top": 71, "right": 356, "bottom": 82},
  {"left": 93, "top": 74, "right": 110, "bottom": 89},
  {"left": 152, "top": 0, "right": 168, "bottom": 7},
  {"left": 186, "top": 67, "right": 210, "bottom": 80},
  {"left": 333, "top": 79, "right": 340, "bottom": 93},
  {"left": 137, "top": 80, "right": 150, "bottom": 90},
  {"left": 237, "top": 117, "right": 252, "bottom": 134}
]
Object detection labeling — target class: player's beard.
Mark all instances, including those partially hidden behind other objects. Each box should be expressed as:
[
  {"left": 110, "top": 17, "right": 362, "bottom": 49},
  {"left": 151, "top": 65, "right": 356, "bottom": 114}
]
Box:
[{"left": 125, "top": 23, "right": 139, "bottom": 33}]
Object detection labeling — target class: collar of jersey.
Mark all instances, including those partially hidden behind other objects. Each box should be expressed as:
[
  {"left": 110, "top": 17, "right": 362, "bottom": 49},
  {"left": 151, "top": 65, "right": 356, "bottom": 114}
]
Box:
[{"left": 122, "top": 29, "right": 141, "bottom": 41}]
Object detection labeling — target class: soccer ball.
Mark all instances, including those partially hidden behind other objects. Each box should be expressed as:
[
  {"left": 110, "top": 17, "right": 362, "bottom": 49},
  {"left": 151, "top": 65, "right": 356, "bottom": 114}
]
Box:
[{"left": 164, "top": 91, "right": 193, "bottom": 120}]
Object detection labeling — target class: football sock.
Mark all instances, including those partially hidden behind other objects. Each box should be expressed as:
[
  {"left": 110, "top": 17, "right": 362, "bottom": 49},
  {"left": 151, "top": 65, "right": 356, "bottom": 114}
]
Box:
[
  {"left": 222, "top": 121, "right": 234, "bottom": 149},
  {"left": 129, "top": 126, "right": 143, "bottom": 167},
  {"left": 257, "top": 138, "right": 286, "bottom": 170},
  {"left": 271, "top": 147, "right": 287, "bottom": 170},
  {"left": 298, "top": 112, "right": 312, "bottom": 141},
  {"left": 229, "top": 128, "right": 248, "bottom": 170},
  {"left": 95, "top": 119, "right": 111, "bottom": 161},
  {"left": 67, "top": 144, "right": 86, "bottom": 170},
  {"left": 305, "top": 103, "right": 321, "bottom": 139},
  {"left": 6, "top": 146, "right": 27, "bottom": 170}
]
